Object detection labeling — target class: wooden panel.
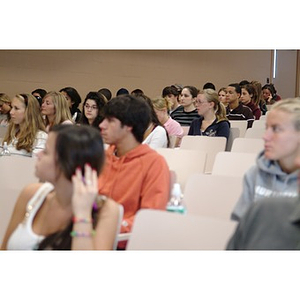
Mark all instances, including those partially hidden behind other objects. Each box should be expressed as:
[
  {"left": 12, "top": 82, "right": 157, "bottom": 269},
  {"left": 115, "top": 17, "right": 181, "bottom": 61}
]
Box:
[{"left": 0, "top": 50, "right": 272, "bottom": 101}]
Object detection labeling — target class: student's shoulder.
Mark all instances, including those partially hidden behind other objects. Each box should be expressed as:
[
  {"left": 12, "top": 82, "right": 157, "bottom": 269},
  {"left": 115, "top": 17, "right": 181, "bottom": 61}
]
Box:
[
  {"left": 140, "top": 145, "right": 167, "bottom": 162},
  {"left": 150, "top": 150, "right": 169, "bottom": 170},
  {"left": 13, "top": 183, "right": 44, "bottom": 214},
  {"left": 170, "top": 106, "right": 183, "bottom": 115},
  {"left": 216, "top": 119, "right": 230, "bottom": 126},
  {"left": 18, "top": 183, "right": 44, "bottom": 203},
  {"left": 243, "top": 164, "right": 259, "bottom": 180},
  {"left": 191, "top": 116, "right": 202, "bottom": 125},
  {"left": 241, "top": 104, "right": 254, "bottom": 114},
  {"left": 153, "top": 125, "right": 166, "bottom": 133},
  {"left": 36, "top": 130, "right": 48, "bottom": 139}
]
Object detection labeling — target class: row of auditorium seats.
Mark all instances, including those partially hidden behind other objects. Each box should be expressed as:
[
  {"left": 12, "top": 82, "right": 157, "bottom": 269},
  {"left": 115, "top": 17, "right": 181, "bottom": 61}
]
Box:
[
  {"left": 126, "top": 119, "right": 266, "bottom": 250},
  {"left": 0, "top": 119, "right": 266, "bottom": 250},
  {"left": 126, "top": 209, "right": 237, "bottom": 250},
  {"left": 162, "top": 134, "right": 263, "bottom": 187}
]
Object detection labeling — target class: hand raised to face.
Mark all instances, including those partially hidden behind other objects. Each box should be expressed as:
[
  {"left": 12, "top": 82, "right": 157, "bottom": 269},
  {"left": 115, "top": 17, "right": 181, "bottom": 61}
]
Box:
[{"left": 71, "top": 164, "right": 98, "bottom": 218}]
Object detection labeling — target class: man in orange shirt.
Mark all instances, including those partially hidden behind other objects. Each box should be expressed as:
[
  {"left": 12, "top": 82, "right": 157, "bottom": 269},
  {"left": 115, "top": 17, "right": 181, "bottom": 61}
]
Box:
[{"left": 98, "top": 94, "right": 170, "bottom": 249}]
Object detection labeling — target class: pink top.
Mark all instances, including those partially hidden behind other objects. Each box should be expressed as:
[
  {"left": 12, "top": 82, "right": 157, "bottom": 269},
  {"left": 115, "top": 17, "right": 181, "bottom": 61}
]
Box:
[{"left": 164, "top": 117, "right": 184, "bottom": 138}]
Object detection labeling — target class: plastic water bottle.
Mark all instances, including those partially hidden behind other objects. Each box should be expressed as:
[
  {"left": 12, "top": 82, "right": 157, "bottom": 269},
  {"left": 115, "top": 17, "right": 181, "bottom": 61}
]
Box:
[
  {"left": 1, "top": 142, "right": 11, "bottom": 156},
  {"left": 166, "top": 183, "right": 186, "bottom": 214}
]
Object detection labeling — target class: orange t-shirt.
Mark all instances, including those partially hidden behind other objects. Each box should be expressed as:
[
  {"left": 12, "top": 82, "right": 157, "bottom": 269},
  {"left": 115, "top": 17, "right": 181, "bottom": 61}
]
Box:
[{"left": 98, "top": 144, "right": 170, "bottom": 234}]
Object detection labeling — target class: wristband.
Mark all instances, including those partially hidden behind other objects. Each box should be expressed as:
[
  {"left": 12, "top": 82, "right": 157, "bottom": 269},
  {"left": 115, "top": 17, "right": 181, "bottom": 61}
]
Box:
[
  {"left": 72, "top": 216, "right": 93, "bottom": 223},
  {"left": 70, "top": 230, "right": 96, "bottom": 238}
]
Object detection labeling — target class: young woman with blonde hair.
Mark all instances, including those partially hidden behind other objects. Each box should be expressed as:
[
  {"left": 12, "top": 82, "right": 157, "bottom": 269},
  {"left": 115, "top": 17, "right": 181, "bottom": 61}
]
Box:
[
  {"left": 41, "top": 91, "right": 73, "bottom": 132},
  {"left": 231, "top": 98, "right": 300, "bottom": 221},
  {"left": 138, "top": 94, "right": 169, "bottom": 149},
  {"left": 218, "top": 87, "right": 228, "bottom": 107},
  {"left": 188, "top": 88, "right": 230, "bottom": 140},
  {"left": 152, "top": 96, "right": 183, "bottom": 146},
  {"left": 1, "top": 93, "right": 47, "bottom": 157}
]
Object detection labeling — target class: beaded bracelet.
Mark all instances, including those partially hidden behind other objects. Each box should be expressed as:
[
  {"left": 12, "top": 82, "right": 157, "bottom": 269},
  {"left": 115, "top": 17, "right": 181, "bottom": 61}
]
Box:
[
  {"left": 70, "top": 230, "right": 96, "bottom": 238},
  {"left": 72, "top": 216, "right": 93, "bottom": 224}
]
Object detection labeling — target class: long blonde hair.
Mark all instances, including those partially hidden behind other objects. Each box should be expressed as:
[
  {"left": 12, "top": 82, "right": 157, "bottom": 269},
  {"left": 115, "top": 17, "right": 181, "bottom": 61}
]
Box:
[
  {"left": 3, "top": 94, "right": 46, "bottom": 152},
  {"left": 43, "top": 91, "right": 73, "bottom": 130},
  {"left": 199, "top": 89, "right": 228, "bottom": 122}
]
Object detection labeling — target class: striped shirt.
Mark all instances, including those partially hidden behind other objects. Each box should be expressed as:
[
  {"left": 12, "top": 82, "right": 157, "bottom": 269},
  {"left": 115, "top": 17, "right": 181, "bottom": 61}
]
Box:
[
  {"left": 170, "top": 106, "right": 200, "bottom": 126},
  {"left": 226, "top": 102, "right": 254, "bottom": 128}
]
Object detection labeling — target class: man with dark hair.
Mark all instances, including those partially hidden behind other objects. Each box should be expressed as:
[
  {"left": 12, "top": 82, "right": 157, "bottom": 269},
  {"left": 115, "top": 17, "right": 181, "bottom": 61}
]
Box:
[
  {"left": 162, "top": 85, "right": 181, "bottom": 113},
  {"left": 225, "top": 83, "right": 254, "bottom": 128},
  {"left": 98, "top": 95, "right": 170, "bottom": 249}
]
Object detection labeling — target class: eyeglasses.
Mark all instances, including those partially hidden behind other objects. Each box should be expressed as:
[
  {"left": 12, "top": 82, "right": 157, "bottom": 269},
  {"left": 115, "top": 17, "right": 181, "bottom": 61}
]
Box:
[
  {"left": 84, "top": 104, "right": 98, "bottom": 110},
  {"left": 194, "top": 100, "right": 209, "bottom": 105}
]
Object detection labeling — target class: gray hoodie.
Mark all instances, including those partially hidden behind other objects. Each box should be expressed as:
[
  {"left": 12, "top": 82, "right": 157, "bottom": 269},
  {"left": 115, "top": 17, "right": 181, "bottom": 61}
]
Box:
[{"left": 231, "top": 150, "right": 299, "bottom": 221}]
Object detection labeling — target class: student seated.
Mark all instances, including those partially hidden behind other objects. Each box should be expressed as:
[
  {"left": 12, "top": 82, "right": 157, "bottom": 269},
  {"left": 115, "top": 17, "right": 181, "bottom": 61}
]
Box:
[
  {"left": 80, "top": 91, "right": 107, "bottom": 129},
  {"left": 59, "top": 87, "right": 82, "bottom": 123},
  {"left": 240, "top": 84, "right": 261, "bottom": 120},
  {"left": 170, "top": 85, "right": 200, "bottom": 126},
  {"left": 139, "top": 94, "right": 169, "bottom": 149},
  {"left": 1, "top": 94, "right": 47, "bottom": 157},
  {"left": 262, "top": 83, "right": 281, "bottom": 105},
  {"left": 227, "top": 124, "right": 300, "bottom": 250},
  {"left": 1, "top": 125, "right": 121, "bottom": 250},
  {"left": 225, "top": 83, "right": 254, "bottom": 128},
  {"left": 98, "top": 94, "right": 171, "bottom": 249},
  {"left": 152, "top": 96, "right": 184, "bottom": 147},
  {"left": 231, "top": 98, "right": 300, "bottom": 221},
  {"left": 188, "top": 89, "right": 230, "bottom": 140},
  {"left": 162, "top": 85, "right": 181, "bottom": 113},
  {"left": 41, "top": 91, "right": 73, "bottom": 132}
]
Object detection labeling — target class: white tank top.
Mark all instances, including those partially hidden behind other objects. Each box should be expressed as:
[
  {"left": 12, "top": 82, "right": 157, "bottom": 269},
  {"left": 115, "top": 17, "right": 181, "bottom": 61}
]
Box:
[{"left": 7, "top": 182, "right": 54, "bottom": 250}]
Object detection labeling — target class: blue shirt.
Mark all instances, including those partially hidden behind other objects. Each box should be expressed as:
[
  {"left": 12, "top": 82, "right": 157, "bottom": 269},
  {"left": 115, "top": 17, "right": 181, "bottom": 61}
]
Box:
[{"left": 188, "top": 117, "right": 230, "bottom": 140}]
